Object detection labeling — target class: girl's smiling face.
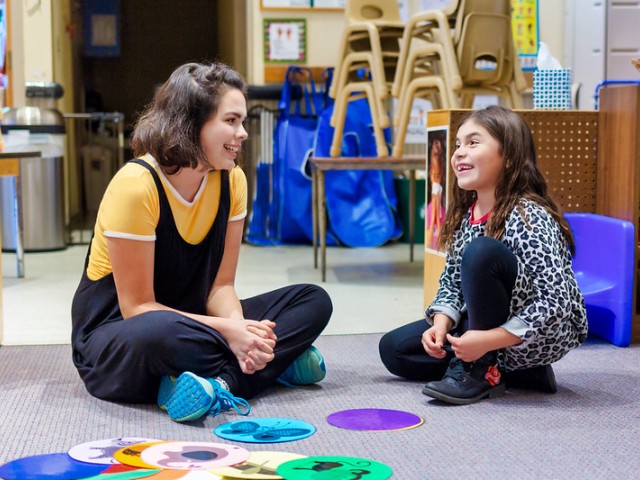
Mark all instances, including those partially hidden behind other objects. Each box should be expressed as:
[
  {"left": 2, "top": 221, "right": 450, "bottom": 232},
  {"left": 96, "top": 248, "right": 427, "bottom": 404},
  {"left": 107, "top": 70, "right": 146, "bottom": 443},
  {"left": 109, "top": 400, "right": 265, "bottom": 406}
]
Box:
[
  {"left": 199, "top": 88, "right": 248, "bottom": 171},
  {"left": 452, "top": 119, "right": 504, "bottom": 199}
]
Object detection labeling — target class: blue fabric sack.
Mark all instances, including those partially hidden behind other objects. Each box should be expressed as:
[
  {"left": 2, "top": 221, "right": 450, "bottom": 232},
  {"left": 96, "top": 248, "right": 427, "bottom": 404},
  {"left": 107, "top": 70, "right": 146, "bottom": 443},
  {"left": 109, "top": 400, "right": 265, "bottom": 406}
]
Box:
[
  {"left": 246, "top": 66, "right": 321, "bottom": 245},
  {"left": 313, "top": 98, "right": 402, "bottom": 247}
]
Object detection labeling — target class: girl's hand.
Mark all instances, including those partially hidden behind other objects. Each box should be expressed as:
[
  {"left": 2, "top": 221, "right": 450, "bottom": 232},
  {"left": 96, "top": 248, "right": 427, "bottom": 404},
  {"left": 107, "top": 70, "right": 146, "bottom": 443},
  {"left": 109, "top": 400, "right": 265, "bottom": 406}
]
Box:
[
  {"left": 446, "top": 331, "right": 491, "bottom": 362},
  {"left": 226, "top": 320, "right": 276, "bottom": 374},
  {"left": 422, "top": 324, "right": 449, "bottom": 359}
]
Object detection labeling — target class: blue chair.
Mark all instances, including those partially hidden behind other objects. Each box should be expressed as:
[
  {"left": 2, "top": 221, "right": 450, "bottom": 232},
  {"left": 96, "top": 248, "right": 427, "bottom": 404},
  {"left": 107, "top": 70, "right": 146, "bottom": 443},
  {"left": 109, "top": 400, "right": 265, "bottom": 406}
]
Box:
[{"left": 565, "top": 213, "right": 635, "bottom": 347}]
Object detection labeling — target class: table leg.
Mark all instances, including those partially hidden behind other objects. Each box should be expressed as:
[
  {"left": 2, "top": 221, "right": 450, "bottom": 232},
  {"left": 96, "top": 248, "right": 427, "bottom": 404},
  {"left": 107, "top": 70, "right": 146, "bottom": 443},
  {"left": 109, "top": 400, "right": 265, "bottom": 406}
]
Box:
[
  {"left": 409, "top": 169, "right": 416, "bottom": 263},
  {"left": 318, "top": 170, "right": 327, "bottom": 282},
  {"left": 14, "top": 174, "right": 25, "bottom": 278},
  {"left": 312, "top": 167, "right": 318, "bottom": 269}
]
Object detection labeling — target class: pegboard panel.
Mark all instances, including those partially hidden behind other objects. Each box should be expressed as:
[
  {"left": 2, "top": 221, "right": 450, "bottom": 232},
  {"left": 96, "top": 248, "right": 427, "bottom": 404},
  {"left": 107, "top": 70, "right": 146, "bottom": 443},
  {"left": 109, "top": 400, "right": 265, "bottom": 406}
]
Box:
[{"left": 445, "top": 109, "right": 599, "bottom": 213}]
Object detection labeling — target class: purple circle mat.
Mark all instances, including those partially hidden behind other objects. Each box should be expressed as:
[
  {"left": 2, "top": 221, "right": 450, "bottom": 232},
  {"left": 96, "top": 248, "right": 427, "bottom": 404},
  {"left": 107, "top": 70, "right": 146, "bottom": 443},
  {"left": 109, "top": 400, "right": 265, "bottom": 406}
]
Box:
[{"left": 327, "top": 408, "right": 424, "bottom": 431}]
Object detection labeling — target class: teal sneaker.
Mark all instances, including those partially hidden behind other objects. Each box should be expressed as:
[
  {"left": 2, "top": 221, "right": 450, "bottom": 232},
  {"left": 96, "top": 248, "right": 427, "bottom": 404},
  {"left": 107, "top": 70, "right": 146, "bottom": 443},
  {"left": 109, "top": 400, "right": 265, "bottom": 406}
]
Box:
[
  {"left": 278, "top": 346, "right": 326, "bottom": 387},
  {"left": 157, "top": 372, "right": 250, "bottom": 422},
  {"left": 157, "top": 372, "right": 215, "bottom": 422}
]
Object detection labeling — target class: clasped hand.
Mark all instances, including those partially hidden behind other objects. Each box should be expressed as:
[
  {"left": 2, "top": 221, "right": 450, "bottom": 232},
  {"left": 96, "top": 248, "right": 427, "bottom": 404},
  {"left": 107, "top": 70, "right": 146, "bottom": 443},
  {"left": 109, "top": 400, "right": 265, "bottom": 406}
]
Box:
[
  {"left": 227, "top": 319, "right": 277, "bottom": 374},
  {"left": 422, "top": 326, "right": 490, "bottom": 363}
]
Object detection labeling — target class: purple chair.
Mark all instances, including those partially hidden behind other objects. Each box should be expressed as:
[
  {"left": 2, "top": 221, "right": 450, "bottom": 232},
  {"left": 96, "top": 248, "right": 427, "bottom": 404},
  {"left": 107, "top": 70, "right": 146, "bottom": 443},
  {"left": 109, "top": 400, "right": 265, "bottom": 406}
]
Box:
[{"left": 565, "top": 213, "right": 635, "bottom": 347}]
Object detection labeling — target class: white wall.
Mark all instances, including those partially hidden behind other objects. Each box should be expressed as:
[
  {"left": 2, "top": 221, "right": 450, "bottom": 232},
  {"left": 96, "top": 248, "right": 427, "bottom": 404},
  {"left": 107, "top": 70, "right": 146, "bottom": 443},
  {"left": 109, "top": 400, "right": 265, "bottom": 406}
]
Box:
[
  {"left": 9, "top": 0, "right": 54, "bottom": 107},
  {"left": 539, "top": 0, "right": 565, "bottom": 64}
]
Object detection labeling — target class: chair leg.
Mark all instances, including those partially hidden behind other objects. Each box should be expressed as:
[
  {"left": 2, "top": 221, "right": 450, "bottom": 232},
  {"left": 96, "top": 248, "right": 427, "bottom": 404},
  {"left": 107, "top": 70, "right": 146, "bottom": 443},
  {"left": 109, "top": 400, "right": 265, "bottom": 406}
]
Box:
[
  {"left": 330, "top": 88, "right": 349, "bottom": 156},
  {"left": 392, "top": 82, "right": 416, "bottom": 158}
]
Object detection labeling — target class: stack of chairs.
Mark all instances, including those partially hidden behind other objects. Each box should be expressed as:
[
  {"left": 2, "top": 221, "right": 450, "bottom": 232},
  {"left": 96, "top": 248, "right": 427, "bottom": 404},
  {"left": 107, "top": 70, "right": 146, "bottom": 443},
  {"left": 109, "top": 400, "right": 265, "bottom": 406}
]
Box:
[
  {"left": 329, "top": 0, "right": 528, "bottom": 158},
  {"left": 328, "top": 0, "right": 405, "bottom": 157},
  {"left": 392, "top": 0, "right": 526, "bottom": 157}
]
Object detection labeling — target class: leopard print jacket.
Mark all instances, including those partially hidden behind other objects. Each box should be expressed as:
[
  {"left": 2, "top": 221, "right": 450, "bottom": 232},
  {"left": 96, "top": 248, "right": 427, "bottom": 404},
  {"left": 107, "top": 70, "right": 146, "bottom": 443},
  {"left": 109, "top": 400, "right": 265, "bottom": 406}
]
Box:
[{"left": 426, "top": 199, "right": 588, "bottom": 371}]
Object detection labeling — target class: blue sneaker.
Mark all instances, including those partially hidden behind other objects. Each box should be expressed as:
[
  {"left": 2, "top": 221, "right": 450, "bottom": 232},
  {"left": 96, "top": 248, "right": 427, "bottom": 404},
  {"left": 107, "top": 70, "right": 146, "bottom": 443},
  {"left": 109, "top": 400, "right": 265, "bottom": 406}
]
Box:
[
  {"left": 157, "top": 372, "right": 214, "bottom": 422},
  {"left": 278, "top": 346, "right": 326, "bottom": 387},
  {"left": 157, "top": 372, "right": 250, "bottom": 422}
]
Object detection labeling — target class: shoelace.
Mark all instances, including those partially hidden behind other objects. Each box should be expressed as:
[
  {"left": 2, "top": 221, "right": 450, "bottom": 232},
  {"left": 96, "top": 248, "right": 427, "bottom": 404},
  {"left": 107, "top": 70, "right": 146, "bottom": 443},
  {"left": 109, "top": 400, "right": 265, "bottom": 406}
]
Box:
[
  {"left": 208, "top": 384, "right": 251, "bottom": 416},
  {"left": 444, "top": 358, "right": 469, "bottom": 380}
]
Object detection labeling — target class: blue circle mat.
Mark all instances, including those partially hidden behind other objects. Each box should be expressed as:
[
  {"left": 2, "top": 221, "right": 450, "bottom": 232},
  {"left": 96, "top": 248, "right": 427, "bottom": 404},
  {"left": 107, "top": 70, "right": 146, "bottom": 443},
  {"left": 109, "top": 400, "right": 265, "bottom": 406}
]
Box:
[
  {"left": 0, "top": 453, "right": 108, "bottom": 480},
  {"left": 214, "top": 417, "right": 316, "bottom": 443}
]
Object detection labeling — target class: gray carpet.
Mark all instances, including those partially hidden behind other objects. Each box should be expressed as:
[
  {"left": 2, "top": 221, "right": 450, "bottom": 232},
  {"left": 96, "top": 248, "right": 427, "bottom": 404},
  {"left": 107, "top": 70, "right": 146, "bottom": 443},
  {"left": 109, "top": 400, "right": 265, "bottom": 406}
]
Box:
[{"left": 1, "top": 333, "right": 639, "bottom": 479}]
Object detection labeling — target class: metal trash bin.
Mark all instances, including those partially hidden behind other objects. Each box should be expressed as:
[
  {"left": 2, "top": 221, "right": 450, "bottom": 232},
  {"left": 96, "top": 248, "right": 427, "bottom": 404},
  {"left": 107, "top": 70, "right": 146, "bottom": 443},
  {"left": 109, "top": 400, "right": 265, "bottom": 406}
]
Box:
[{"left": 0, "top": 106, "right": 67, "bottom": 251}]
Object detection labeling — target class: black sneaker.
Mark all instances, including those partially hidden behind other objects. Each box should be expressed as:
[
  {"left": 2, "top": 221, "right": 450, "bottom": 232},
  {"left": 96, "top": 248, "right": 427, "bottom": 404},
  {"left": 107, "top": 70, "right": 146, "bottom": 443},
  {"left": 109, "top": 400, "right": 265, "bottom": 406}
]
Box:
[{"left": 422, "top": 354, "right": 505, "bottom": 405}]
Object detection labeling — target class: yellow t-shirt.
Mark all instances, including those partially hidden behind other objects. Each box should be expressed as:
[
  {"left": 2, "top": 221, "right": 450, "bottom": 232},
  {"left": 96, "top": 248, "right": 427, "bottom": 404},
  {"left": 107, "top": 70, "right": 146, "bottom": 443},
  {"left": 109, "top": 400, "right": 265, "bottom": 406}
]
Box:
[{"left": 86, "top": 154, "right": 247, "bottom": 280}]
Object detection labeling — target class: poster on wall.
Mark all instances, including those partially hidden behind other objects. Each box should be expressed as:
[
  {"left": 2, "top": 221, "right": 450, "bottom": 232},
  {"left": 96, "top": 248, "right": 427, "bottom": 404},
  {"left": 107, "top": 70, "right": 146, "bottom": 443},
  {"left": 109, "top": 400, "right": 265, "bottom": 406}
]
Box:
[
  {"left": 402, "top": 97, "right": 431, "bottom": 144},
  {"left": 0, "top": 0, "right": 7, "bottom": 90},
  {"left": 264, "top": 18, "right": 307, "bottom": 63},
  {"left": 425, "top": 127, "right": 449, "bottom": 255},
  {"left": 260, "top": 0, "right": 344, "bottom": 9},
  {"left": 510, "top": 0, "right": 539, "bottom": 70},
  {"left": 83, "top": 0, "right": 120, "bottom": 57}
]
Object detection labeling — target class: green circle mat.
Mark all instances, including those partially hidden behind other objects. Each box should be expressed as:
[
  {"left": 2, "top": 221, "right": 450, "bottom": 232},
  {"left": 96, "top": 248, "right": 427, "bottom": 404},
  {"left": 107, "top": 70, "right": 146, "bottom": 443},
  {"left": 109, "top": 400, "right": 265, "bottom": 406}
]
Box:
[{"left": 276, "top": 455, "right": 392, "bottom": 479}]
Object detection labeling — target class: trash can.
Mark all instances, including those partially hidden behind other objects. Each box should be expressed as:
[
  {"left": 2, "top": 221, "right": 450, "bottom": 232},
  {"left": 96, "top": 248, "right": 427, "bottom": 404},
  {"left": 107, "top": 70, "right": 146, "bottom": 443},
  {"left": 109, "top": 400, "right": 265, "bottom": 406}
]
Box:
[{"left": 0, "top": 106, "right": 67, "bottom": 251}]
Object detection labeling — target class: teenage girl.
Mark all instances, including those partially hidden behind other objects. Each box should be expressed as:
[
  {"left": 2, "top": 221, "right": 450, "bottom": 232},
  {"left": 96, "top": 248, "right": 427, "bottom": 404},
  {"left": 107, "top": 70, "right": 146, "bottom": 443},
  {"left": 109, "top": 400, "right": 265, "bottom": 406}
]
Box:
[
  {"left": 379, "top": 105, "right": 588, "bottom": 405},
  {"left": 72, "top": 62, "right": 332, "bottom": 421}
]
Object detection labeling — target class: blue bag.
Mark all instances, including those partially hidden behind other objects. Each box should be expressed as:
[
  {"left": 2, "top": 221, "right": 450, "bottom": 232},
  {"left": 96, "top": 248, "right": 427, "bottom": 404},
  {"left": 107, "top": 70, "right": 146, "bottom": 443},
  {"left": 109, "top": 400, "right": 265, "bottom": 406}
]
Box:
[
  {"left": 246, "top": 67, "right": 320, "bottom": 245},
  {"left": 313, "top": 98, "right": 403, "bottom": 247},
  {"left": 271, "top": 67, "right": 322, "bottom": 244}
]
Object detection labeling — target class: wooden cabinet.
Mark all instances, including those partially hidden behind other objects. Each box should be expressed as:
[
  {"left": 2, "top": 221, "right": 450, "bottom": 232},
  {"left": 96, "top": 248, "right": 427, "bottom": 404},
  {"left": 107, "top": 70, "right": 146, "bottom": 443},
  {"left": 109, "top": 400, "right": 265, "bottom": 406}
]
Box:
[{"left": 597, "top": 84, "right": 640, "bottom": 343}]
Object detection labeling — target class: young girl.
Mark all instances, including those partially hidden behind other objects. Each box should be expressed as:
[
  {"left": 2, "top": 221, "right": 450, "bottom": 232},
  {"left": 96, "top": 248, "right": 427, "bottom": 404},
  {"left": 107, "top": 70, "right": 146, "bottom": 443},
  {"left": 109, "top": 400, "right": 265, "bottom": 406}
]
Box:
[
  {"left": 71, "top": 62, "right": 332, "bottom": 422},
  {"left": 379, "top": 105, "right": 588, "bottom": 405}
]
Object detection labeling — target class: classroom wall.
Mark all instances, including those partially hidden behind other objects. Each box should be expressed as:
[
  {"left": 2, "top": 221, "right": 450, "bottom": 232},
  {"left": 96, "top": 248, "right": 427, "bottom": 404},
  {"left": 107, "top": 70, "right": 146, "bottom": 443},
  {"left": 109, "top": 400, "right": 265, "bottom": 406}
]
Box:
[
  {"left": 12, "top": 1, "right": 568, "bottom": 94},
  {"left": 246, "top": 0, "right": 566, "bottom": 85}
]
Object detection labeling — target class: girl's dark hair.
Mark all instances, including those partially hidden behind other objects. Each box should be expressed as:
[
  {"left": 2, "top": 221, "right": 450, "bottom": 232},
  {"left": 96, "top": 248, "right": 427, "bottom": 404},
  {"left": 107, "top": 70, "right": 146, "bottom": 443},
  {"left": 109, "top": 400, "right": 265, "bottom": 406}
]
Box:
[
  {"left": 439, "top": 105, "right": 575, "bottom": 253},
  {"left": 131, "top": 62, "right": 248, "bottom": 174}
]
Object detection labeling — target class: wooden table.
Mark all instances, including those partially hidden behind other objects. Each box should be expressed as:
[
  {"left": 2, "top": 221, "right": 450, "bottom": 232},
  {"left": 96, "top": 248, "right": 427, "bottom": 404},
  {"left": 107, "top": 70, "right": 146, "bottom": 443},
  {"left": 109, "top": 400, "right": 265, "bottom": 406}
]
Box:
[
  {"left": 0, "top": 151, "right": 41, "bottom": 278},
  {"left": 310, "top": 156, "right": 426, "bottom": 281}
]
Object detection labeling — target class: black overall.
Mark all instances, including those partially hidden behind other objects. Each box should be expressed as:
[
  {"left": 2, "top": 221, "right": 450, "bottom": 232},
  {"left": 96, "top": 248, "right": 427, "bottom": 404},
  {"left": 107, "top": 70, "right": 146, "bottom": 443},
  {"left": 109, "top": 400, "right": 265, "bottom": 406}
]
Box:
[{"left": 72, "top": 160, "right": 332, "bottom": 403}]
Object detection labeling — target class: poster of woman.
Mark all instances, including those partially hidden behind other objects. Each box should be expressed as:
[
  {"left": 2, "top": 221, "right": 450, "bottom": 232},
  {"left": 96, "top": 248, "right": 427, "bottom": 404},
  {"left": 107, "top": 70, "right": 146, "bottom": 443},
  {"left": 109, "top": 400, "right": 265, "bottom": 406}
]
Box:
[{"left": 425, "top": 128, "right": 448, "bottom": 254}]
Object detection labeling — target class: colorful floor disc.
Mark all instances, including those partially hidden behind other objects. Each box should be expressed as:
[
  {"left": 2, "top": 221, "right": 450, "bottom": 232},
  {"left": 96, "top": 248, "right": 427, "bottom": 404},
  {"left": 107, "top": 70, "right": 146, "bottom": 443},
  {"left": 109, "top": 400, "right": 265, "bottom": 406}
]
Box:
[
  {"left": 113, "top": 442, "right": 167, "bottom": 469},
  {"left": 175, "top": 472, "right": 225, "bottom": 479},
  {"left": 81, "top": 468, "right": 162, "bottom": 479},
  {"left": 212, "top": 451, "right": 306, "bottom": 479},
  {"left": 326, "top": 408, "right": 424, "bottom": 431},
  {"left": 138, "top": 471, "right": 192, "bottom": 480},
  {"left": 276, "top": 455, "right": 393, "bottom": 480},
  {"left": 99, "top": 464, "right": 145, "bottom": 473},
  {"left": 0, "top": 452, "right": 108, "bottom": 480},
  {"left": 140, "top": 441, "right": 250, "bottom": 470},
  {"left": 68, "top": 437, "right": 161, "bottom": 465},
  {"left": 214, "top": 417, "right": 316, "bottom": 443}
]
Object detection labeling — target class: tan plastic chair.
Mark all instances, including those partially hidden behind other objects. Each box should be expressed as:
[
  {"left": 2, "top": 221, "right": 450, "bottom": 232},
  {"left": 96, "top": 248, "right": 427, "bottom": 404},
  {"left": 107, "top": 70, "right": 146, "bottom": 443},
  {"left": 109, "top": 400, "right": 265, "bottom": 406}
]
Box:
[
  {"left": 330, "top": 0, "right": 404, "bottom": 101},
  {"left": 391, "top": 75, "right": 453, "bottom": 157},
  {"left": 330, "top": 51, "right": 392, "bottom": 128},
  {"left": 330, "top": 82, "right": 390, "bottom": 158},
  {"left": 345, "top": 0, "right": 402, "bottom": 22},
  {"left": 328, "top": 0, "right": 405, "bottom": 157},
  {"left": 392, "top": 0, "right": 462, "bottom": 99},
  {"left": 392, "top": 0, "right": 524, "bottom": 156}
]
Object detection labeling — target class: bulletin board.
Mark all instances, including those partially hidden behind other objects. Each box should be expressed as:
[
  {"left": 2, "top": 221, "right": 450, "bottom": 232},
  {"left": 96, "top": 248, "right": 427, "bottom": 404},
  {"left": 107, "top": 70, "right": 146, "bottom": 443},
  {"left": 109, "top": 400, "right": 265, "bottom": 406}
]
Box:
[
  {"left": 83, "top": 0, "right": 121, "bottom": 57},
  {"left": 263, "top": 18, "right": 307, "bottom": 63},
  {"left": 260, "top": 0, "right": 344, "bottom": 10},
  {"left": 510, "top": 0, "right": 539, "bottom": 71}
]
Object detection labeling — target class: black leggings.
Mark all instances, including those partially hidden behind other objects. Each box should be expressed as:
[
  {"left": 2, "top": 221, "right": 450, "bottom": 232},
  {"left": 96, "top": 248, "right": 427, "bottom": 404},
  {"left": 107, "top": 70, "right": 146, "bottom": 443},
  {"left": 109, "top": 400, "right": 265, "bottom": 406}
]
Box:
[
  {"left": 79, "top": 284, "right": 332, "bottom": 403},
  {"left": 379, "top": 237, "right": 517, "bottom": 380}
]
